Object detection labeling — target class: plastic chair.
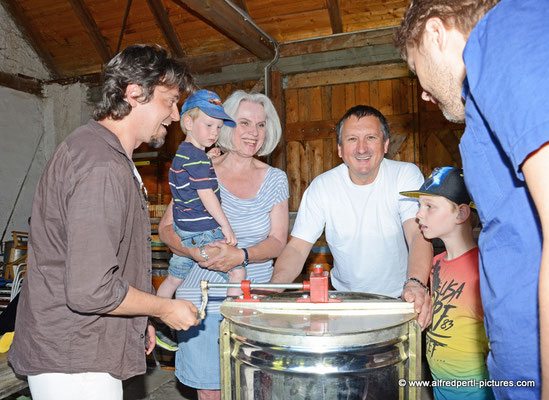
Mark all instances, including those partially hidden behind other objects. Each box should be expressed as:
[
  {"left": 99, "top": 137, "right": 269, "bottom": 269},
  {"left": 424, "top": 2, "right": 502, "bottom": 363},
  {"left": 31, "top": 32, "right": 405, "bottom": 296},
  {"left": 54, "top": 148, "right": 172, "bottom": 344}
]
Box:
[
  {"left": 3, "top": 232, "right": 28, "bottom": 280},
  {"left": 10, "top": 263, "right": 26, "bottom": 302},
  {"left": 11, "top": 232, "right": 28, "bottom": 249}
]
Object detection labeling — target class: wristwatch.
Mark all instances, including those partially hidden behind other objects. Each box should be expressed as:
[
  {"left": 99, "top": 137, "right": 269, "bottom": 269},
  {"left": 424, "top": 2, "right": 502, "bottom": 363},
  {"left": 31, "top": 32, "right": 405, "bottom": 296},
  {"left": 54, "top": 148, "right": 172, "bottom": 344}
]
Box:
[
  {"left": 199, "top": 246, "right": 209, "bottom": 261},
  {"left": 240, "top": 248, "right": 249, "bottom": 268}
]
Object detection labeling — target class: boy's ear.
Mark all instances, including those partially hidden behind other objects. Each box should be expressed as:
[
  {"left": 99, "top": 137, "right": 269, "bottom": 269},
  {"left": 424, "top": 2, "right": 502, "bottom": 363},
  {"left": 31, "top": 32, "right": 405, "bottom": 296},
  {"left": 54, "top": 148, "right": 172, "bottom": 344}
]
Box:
[
  {"left": 183, "top": 114, "right": 194, "bottom": 133},
  {"left": 456, "top": 204, "right": 471, "bottom": 224}
]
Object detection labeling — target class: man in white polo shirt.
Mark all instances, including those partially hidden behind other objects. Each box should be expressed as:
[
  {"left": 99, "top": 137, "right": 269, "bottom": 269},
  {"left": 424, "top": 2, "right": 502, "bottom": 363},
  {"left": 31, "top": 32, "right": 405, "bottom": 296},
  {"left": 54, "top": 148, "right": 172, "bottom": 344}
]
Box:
[{"left": 270, "top": 105, "right": 433, "bottom": 327}]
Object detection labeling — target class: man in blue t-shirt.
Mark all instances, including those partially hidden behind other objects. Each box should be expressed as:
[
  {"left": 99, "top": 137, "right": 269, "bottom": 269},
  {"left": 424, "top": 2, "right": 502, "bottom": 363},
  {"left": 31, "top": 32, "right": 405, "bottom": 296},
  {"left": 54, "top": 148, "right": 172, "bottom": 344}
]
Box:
[{"left": 395, "top": 1, "right": 549, "bottom": 398}]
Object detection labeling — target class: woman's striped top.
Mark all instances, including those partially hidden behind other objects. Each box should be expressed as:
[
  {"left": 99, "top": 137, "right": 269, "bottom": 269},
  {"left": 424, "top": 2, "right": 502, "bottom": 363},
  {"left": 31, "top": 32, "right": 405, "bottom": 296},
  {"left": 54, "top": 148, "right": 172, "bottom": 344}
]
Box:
[{"left": 175, "top": 166, "right": 289, "bottom": 314}]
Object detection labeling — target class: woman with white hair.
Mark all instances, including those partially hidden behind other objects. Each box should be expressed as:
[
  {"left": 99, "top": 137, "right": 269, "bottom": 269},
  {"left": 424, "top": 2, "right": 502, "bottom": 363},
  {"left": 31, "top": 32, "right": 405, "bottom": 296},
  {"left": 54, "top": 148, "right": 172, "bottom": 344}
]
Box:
[{"left": 159, "top": 90, "right": 289, "bottom": 400}]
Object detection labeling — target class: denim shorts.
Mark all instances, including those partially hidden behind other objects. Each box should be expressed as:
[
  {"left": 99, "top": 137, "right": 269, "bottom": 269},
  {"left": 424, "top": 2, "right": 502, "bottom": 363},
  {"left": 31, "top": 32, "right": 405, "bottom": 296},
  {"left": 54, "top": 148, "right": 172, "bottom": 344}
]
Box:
[{"left": 168, "top": 225, "right": 225, "bottom": 280}]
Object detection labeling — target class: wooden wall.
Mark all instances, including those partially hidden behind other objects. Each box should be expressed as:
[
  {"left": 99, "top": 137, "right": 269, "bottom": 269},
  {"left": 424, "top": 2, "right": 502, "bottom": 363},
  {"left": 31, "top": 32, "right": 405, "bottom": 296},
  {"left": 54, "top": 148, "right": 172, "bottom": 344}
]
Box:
[
  {"left": 280, "top": 66, "right": 465, "bottom": 212},
  {"left": 417, "top": 88, "right": 465, "bottom": 175},
  {"left": 283, "top": 68, "right": 420, "bottom": 211}
]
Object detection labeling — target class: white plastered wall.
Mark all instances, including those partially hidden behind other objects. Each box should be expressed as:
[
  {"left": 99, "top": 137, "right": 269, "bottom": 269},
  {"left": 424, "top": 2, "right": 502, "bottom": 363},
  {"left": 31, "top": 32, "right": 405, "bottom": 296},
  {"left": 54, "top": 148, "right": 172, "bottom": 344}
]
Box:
[{"left": 0, "top": 4, "right": 94, "bottom": 245}]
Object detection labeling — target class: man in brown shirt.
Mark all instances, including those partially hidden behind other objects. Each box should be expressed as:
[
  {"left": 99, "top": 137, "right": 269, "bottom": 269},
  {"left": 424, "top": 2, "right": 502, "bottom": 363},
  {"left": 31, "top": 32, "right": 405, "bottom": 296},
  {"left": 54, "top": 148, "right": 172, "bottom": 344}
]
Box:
[{"left": 8, "top": 44, "right": 199, "bottom": 399}]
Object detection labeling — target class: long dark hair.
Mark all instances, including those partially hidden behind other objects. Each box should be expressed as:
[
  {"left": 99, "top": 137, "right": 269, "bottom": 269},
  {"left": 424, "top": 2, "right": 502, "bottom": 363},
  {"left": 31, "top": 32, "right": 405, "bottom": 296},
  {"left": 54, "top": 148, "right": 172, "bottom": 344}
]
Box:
[{"left": 93, "top": 44, "right": 196, "bottom": 121}]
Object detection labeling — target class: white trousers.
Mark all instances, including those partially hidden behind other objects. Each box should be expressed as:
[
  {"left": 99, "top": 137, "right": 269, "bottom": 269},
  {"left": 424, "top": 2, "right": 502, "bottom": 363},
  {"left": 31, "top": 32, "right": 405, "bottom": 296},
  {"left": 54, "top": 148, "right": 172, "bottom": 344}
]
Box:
[{"left": 28, "top": 372, "right": 123, "bottom": 400}]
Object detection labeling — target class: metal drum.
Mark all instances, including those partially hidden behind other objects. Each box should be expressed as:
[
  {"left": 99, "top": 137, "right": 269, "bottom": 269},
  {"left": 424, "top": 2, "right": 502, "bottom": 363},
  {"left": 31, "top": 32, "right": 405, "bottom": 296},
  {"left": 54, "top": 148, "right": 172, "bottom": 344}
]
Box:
[{"left": 219, "top": 291, "right": 421, "bottom": 400}]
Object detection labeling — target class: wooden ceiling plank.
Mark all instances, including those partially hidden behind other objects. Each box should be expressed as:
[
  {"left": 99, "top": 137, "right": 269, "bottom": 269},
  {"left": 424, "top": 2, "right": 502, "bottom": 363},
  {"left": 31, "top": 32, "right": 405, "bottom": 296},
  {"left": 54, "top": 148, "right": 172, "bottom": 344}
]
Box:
[
  {"left": 325, "top": 0, "right": 343, "bottom": 34},
  {"left": 1, "top": 0, "right": 61, "bottom": 78},
  {"left": 247, "top": 0, "right": 325, "bottom": 20},
  {"left": 145, "top": 0, "right": 185, "bottom": 58},
  {"left": 67, "top": 0, "right": 112, "bottom": 63},
  {"left": 172, "top": 0, "right": 275, "bottom": 59}
]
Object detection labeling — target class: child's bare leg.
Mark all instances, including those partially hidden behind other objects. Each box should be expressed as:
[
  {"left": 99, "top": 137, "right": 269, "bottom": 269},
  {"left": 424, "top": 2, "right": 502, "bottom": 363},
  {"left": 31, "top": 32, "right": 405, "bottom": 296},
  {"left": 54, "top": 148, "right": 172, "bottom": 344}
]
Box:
[
  {"left": 156, "top": 274, "right": 184, "bottom": 299},
  {"left": 226, "top": 268, "right": 246, "bottom": 297}
]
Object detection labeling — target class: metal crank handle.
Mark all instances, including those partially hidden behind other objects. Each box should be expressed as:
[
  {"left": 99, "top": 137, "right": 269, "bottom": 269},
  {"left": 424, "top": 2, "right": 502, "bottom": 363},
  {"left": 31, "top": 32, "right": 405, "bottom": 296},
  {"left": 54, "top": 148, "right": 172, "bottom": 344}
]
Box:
[
  {"left": 197, "top": 280, "right": 209, "bottom": 320},
  {"left": 206, "top": 282, "right": 305, "bottom": 290},
  {"left": 198, "top": 281, "right": 307, "bottom": 320}
]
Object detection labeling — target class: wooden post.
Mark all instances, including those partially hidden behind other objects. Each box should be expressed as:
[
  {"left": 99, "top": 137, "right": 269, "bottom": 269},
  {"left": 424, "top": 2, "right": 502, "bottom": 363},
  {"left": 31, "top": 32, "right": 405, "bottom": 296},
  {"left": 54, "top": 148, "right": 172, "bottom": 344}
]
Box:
[{"left": 269, "top": 70, "right": 286, "bottom": 170}]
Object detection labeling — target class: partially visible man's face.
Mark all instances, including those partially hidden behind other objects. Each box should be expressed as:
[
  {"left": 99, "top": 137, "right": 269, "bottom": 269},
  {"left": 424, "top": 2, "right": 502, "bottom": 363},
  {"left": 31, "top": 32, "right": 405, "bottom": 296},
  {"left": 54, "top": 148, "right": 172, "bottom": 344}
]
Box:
[
  {"left": 136, "top": 85, "right": 181, "bottom": 149},
  {"left": 337, "top": 115, "right": 389, "bottom": 185},
  {"left": 406, "top": 43, "right": 465, "bottom": 123}
]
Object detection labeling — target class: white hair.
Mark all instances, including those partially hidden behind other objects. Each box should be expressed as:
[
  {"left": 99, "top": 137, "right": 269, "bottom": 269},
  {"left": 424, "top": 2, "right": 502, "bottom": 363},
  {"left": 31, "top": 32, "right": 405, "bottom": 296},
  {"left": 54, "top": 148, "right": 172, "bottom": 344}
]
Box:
[{"left": 216, "top": 91, "right": 282, "bottom": 157}]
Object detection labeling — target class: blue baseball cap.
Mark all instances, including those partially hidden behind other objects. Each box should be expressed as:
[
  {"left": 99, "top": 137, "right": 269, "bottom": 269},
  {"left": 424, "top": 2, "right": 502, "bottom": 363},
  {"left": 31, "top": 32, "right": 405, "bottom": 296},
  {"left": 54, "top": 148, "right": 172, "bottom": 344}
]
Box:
[
  {"left": 180, "top": 89, "right": 236, "bottom": 127},
  {"left": 400, "top": 166, "right": 476, "bottom": 209}
]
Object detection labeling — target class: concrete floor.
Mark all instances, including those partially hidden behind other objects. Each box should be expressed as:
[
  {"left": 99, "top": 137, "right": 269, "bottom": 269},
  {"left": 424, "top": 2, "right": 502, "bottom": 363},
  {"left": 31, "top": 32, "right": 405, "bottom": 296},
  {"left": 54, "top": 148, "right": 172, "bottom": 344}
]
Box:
[{"left": 123, "top": 367, "right": 197, "bottom": 400}]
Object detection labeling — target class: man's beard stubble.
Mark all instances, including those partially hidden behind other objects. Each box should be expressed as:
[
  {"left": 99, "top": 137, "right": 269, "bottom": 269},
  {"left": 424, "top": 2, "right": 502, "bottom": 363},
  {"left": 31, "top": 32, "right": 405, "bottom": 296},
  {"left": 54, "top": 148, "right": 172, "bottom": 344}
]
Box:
[{"left": 149, "top": 134, "right": 165, "bottom": 149}]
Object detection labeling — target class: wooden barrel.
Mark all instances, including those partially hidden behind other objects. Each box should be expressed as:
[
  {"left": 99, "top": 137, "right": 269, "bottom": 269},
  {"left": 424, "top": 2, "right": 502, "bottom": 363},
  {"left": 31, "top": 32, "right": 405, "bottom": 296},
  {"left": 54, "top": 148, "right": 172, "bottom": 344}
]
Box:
[
  {"left": 152, "top": 267, "right": 169, "bottom": 292},
  {"left": 305, "top": 246, "right": 333, "bottom": 276}
]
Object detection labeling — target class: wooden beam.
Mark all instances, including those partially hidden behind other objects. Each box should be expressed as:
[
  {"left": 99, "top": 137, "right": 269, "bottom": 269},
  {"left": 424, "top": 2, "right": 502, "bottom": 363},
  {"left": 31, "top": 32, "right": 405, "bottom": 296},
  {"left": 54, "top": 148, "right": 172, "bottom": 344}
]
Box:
[
  {"left": 185, "top": 48, "right": 258, "bottom": 75},
  {"left": 325, "top": 0, "right": 343, "bottom": 34},
  {"left": 230, "top": 0, "right": 248, "bottom": 14},
  {"left": 434, "top": 130, "right": 462, "bottom": 164},
  {"left": 186, "top": 28, "right": 398, "bottom": 74},
  {"left": 269, "top": 70, "right": 286, "bottom": 170},
  {"left": 195, "top": 61, "right": 264, "bottom": 86},
  {"left": 0, "top": 71, "right": 44, "bottom": 97},
  {"left": 172, "top": 0, "right": 275, "bottom": 59},
  {"left": 68, "top": 0, "right": 112, "bottom": 63},
  {"left": 0, "top": 0, "right": 61, "bottom": 78},
  {"left": 279, "top": 27, "right": 396, "bottom": 57},
  {"left": 46, "top": 72, "right": 102, "bottom": 87},
  {"left": 277, "top": 44, "right": 400, "bottom": 75},
  {"left": 251, "top": 77, "right": 265, "bottom": 93},
  {"left": 196, "top": 44, "right": 402, "bottom": 86},
  {"left": 190, "top": 28, "right": 399, "bottom": 81},
  {"left": 386, "top": 133, "right": 407, "bottom": 159},
  {"left": 146, "top": 0, "right": 185, "bottom": 58},
  {"left": 287, "top": 62, "right": 410, "bottom": 89}
]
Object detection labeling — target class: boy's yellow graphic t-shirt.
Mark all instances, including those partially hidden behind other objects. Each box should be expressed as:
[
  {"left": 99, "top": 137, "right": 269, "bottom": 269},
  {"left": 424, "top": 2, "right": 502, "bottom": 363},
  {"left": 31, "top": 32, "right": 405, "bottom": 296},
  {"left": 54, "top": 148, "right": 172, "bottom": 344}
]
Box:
[{"left": 427, "top": 247, "right": 493, "bottom": 399}]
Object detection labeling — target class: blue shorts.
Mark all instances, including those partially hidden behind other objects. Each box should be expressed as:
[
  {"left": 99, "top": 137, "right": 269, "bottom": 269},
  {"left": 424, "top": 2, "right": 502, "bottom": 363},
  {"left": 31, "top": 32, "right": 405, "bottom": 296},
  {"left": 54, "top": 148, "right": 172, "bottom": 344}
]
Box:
[
  {"left": 175, "top": 312, "right": 224, "bottom": 389},
  {"left": 168, "top": 226, "right": 225, "bottom": 280}
]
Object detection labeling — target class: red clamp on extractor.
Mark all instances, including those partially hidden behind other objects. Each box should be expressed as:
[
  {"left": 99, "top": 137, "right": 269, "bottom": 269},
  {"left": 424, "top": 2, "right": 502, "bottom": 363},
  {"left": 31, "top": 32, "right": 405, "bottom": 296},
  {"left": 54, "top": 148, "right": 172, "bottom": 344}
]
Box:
[
  {"left": 298, "top": 265, "right": 341, "bottom": 303},
  {"left": 235, "top": 280, "right": 260, "bottom": 302}
]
